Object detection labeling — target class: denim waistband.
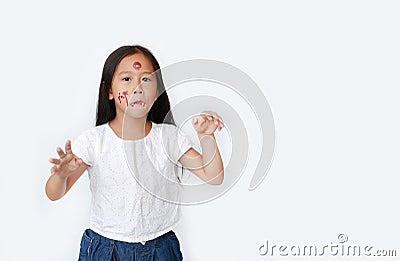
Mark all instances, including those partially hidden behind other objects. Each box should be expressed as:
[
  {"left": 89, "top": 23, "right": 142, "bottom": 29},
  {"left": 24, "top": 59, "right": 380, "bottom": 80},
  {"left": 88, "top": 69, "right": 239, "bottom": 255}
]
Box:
[{"left": 84, "top": 228, "right": 175, "bottom": 248}]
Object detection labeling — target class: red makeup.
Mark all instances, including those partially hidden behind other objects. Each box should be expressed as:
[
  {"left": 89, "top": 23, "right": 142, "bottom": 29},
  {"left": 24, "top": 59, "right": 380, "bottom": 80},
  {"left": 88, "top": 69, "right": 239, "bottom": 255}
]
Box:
[
  {"left": 133, "top": 61, "right": 142, "bottom": 70},
  {"left": 118, "top": 91, "right": 129, "bottom": 106}
]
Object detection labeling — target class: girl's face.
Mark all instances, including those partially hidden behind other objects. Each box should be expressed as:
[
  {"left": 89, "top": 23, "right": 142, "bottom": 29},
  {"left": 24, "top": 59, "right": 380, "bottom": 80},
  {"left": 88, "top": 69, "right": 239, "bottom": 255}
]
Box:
[{"left": 109, "top": 53, "right": 157, "bottom": 119}]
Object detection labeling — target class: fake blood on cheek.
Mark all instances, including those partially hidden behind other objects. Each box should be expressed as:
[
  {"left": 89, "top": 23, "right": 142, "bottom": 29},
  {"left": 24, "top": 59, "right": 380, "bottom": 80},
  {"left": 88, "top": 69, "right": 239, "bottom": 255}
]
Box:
[{"left": 117, "top": 91, "right": 129, "bottom": 106}]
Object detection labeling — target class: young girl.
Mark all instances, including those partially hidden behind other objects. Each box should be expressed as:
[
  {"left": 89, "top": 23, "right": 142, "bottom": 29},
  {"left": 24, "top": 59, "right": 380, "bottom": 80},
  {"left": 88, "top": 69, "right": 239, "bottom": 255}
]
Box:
[{"left": 45, "top": 45, "right": 224, "bottom": 261}]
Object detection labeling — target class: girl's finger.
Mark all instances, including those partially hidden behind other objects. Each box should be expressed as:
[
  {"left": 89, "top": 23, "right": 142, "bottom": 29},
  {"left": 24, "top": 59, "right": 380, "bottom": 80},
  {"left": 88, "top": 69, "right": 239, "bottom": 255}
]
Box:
[
  {"left": 65, "top": 140, "right": 72, "bottom": 154},
  {"left": 215, "top": 117, "right": 224, "bottom": 127},
  {"left": 212, "top": 113, "right": 222, "bottom": 123},
  {"left": 49, "top": 158, "right": 60, "bottom": 165},
  {"left": 198, "top": 116, "right": 205, "bottom": 125},
  {"left": 75, "top": 157, "right": 83, "bottom": 166},
  {"left": 200, "top": 111, "right": 212, "bottom": 120},
  {"left": 51, "top": 166, "right": 56, "bottom": 175},
  {"left": 56, "top": 147, "right": 66, "bottom": 158},
  {"left": 208, "top": 112, "right": 223, "bottom": 123},
  {"left": 203, "top": 112, "right": 214, "bottom": 120},
  {"left": 192, "top": 118, "right": 197, "bottom": 127},
  {"left": 209, "top": 111, "right": 218, "bottom": 118},
  {"left": 206, "top": 111, "right": 220, "bottom": 120}
]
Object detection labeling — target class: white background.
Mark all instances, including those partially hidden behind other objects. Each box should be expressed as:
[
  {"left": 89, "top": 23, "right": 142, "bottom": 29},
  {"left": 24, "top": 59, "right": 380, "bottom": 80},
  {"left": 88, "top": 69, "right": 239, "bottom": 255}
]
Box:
[{"left": 0, "top": 1, "right": 399, "bottom": 260}]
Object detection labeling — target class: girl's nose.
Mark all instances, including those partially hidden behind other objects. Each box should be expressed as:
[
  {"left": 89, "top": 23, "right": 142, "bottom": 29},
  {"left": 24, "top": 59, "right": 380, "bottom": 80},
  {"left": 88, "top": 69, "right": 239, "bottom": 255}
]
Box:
[{"left": 133, "top": 85, "right": 143, "bottom": 94}]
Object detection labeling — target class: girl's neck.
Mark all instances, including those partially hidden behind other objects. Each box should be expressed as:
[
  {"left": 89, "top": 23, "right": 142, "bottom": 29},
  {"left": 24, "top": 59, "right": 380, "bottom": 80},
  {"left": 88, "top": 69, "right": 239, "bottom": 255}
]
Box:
[{"left": 109, "top": 116, "right": 152, "bottom": 140}]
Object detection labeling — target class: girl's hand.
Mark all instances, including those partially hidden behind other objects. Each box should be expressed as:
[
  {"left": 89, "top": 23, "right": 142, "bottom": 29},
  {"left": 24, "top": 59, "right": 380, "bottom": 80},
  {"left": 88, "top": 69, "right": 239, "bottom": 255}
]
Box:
[
  {"left": 192, "top": 111, "right": 224, "bottom": 135},
  {"left": 48, "top": 140, "right": 83, "bottom": 179}
]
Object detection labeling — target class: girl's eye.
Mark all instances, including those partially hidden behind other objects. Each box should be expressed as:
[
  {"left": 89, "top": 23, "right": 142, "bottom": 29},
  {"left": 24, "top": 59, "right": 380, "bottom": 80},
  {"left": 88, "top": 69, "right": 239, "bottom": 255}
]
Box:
[
  {"left": 122, "top": 77, "right": 131, "bottom": 82},
  {"left": 142, "top": 77, "right": 151, "bottom": 82}
]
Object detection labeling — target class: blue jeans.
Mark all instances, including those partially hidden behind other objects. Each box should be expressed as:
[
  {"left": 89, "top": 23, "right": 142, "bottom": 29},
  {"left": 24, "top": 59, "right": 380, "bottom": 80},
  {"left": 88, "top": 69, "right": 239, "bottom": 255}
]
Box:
[{"left": 78, "top": 229, "right": 183, "bottom": 261}]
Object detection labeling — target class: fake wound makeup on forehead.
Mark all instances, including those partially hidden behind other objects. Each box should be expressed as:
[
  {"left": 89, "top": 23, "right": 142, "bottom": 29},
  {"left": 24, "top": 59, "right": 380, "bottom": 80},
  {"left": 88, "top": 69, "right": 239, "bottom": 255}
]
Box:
[
  {"left": 118, "top": 91, "right": 129, "bottom": 106},
  {"left": 132, "top": 61, "right": 142, "bottom": 70}
]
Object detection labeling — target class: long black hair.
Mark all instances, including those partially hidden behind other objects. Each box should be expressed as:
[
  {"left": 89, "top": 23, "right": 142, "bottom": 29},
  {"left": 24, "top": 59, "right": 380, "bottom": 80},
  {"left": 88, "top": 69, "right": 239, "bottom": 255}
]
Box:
[{"left": 95, "top": 45, "right": 175, "bottom": 127}]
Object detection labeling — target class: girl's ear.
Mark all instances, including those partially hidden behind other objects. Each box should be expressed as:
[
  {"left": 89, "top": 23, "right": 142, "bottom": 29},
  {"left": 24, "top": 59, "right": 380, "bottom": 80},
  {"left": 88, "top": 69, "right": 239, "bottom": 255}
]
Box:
[{"left": 108, "top": 89, "right": 114, "bottom": 100}]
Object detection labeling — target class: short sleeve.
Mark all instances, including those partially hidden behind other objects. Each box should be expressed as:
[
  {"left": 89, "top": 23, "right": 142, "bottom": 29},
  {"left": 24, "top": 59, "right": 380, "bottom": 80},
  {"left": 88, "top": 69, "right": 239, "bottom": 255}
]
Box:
[
  {"left": 162, "top": 124, "right": 194, "bottom": 164},
  {"left": 71, "top": 130, "right": 95, "bottom": 167},
  {"left": 176, "top": 127, "right": 194, "bottom": 163}
]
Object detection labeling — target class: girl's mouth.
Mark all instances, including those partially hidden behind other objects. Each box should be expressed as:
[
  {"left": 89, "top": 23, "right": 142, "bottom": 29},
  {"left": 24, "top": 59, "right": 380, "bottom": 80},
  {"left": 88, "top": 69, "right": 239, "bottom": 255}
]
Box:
[{"left": 130, "top": 100, "right": 146, "bottom": 107}]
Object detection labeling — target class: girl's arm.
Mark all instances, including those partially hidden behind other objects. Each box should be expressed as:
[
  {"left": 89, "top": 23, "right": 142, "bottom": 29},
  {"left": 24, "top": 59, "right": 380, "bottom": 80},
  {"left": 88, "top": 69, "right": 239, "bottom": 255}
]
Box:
[
  {"left": 45, "top": 140, "right": 88, "bottom": 201},
  {"left": 178, "top": 111, "right": 224, "bottom": 185}
]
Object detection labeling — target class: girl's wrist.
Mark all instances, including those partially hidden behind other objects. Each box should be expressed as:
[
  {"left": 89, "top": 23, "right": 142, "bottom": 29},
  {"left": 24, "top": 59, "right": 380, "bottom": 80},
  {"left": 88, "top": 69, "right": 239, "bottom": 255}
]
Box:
[{"left": 197, "top": 132, "right": 215, "bottom": 139}]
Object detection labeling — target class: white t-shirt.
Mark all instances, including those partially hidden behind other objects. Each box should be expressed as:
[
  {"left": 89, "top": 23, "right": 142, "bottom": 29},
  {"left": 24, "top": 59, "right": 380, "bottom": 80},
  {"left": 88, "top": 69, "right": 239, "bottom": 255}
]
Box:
[{"left": 71, "top": 122, "right": 194, "bottom": 244}]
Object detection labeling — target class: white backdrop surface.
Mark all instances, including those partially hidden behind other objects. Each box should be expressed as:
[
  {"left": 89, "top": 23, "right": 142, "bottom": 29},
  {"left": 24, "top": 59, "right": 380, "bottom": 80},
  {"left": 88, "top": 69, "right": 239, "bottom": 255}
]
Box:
[{"left": 0, "top": 1, "right": 399, "bottom": 260}]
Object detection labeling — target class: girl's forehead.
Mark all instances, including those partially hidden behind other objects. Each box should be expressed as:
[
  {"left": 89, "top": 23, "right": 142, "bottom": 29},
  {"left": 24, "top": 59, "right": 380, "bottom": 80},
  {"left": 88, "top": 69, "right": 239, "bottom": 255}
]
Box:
[{"left": 117, "top": 53, "right": 153, "bottom": 72}]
